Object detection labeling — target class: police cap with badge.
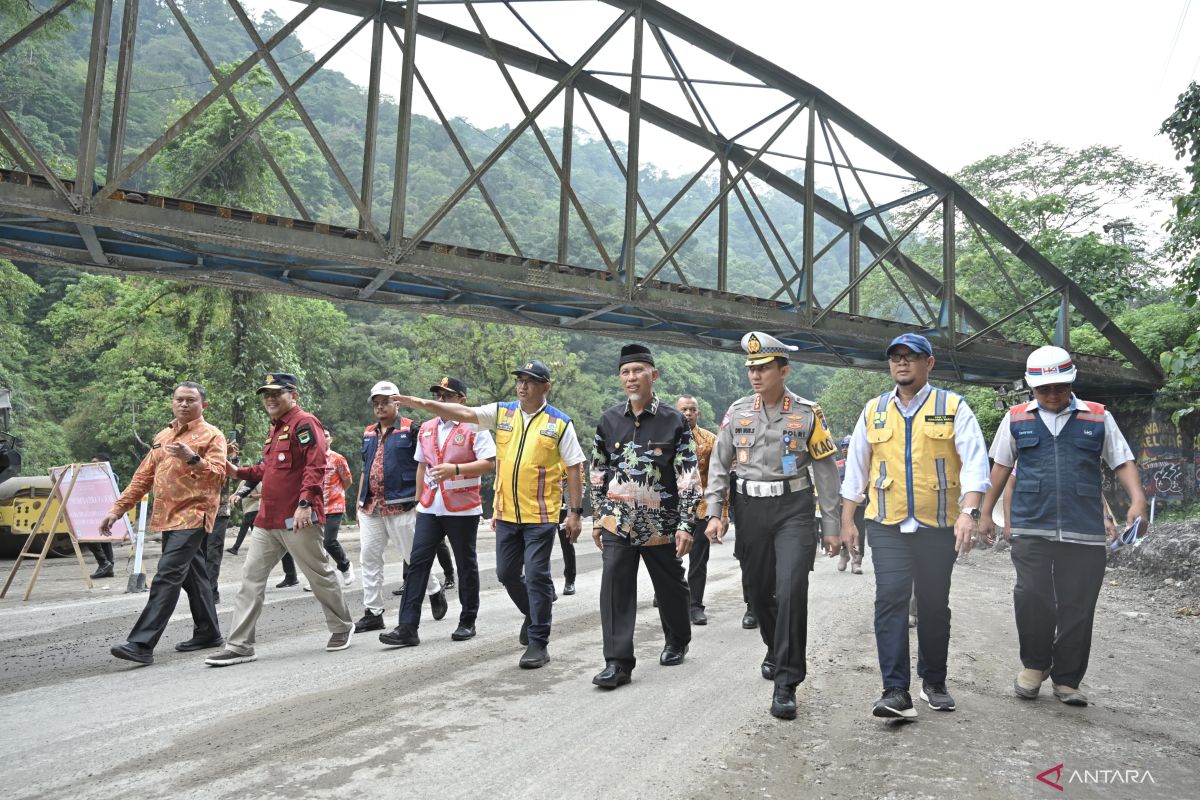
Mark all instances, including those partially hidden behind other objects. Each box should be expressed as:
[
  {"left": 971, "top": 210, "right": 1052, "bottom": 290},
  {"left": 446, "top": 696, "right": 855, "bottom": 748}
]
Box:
[{"left": 741, "top": 331, "right": 798, "bottom": 366}]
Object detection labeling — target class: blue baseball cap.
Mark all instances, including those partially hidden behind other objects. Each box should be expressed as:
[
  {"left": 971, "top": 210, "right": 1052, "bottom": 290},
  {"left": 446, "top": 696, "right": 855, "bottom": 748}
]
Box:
[{"left": 886, "top": 333, "right": 933, "bottom": 358}]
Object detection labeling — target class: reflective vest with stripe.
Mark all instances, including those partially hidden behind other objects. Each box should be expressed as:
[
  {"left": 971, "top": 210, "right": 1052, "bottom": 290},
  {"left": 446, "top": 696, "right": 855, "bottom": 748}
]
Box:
[
  {"left": 417, "top": 419, "right": 483, "bottom": 513},
  {"left": 864, "top": 388, "right": 962, "bottom": 528},
  {"left": 1008, "top": 399, "right": 1108, "bottom": 543},
  {"left": 493, "top": 402, "right": 570, "bottom": 524}
]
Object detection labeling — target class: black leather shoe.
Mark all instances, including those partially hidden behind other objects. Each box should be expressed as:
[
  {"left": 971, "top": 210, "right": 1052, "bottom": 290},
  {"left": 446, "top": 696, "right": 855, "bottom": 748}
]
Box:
[
  {"left": 770, "top": 685, "right": 798, "bottom": 720},
  {"left": 443, "top": 575, "right": 456, "bottom": 591},
  {"left": 592, "top": 662, "right": 632, "bottom": 688},
  {"left": 519, "top": 643, "right": 550, "bottom": 669},
  {"left": 652, "top": 595, "right": 659, "bottom": 607},
  {"left": 659, "top": 643, "right": 688, "bottom": 666},
  {"left": 91, "top": 562, "right": 114, "bottom": 579},
  {"left": 519, "top": 616, "right": 530, "bottom": 646},
  {"left": 276, "top": 576, "right": 299, "bottom": 588},
  {"left": 429, "top": 590, "right": 449, "bottom": 621},
  {"left": 379, "top": 623, "right": 420, "bottom": 647},
  {"left": 175, "top": 635, "right": 225, "bottom": 652},
  {"left": 391, "top": 581, "right": 406, "bottom": 596},
  {"left": 552, "top": 585, "right": 558, "bottom": 602},
  {"left": 111, "top": 642, "right": 153, "bottom": 665},
  {"left": 761, "top": 659, "right": 777, "bottom": 680},
  {"left": 225, "top": 547, "right": 239, "bottom": 556},
  {"left": 742, "top": 607, "right": 758, "bottom": 629},
  {"left": 451, "top": 624, "right": 476, "bottom": 641},
  {"left": 690, "top": 608, "right": 707, "bottom": 626},
  {"left": 563, "top": 582, "right": 576, "bottom": 596}
]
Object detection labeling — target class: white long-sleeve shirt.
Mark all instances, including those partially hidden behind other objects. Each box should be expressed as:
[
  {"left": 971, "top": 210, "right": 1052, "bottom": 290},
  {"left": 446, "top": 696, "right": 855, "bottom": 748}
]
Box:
[{"left": 839, "top": 382, "right": 992, "bottom": 532}]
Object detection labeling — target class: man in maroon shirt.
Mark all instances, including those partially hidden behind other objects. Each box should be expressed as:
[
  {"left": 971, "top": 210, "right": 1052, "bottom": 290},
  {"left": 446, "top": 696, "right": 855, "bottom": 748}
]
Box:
[{"left": 204, "top": 373, "right": 354, "bottom": 666}]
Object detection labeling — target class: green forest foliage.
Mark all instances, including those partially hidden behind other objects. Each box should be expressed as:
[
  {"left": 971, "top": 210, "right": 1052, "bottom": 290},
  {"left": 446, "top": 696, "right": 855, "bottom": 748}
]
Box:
[{"left": 0, "top": 1, "right": 1193, "bottom": 480}]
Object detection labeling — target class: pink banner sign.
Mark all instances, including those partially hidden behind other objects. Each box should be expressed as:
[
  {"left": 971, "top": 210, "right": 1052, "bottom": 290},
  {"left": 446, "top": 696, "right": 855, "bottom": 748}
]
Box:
[{"left": 50, "top": 463, "right": 129, "bottom": 542}]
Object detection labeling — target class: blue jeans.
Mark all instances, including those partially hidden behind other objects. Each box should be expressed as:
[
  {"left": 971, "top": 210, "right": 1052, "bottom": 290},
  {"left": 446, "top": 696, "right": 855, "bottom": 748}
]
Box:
[
  {"left": 494, "top": 521, "right": 557, "bottom": 646},
  {"left": 867, "top": 522, "right": 957, "bottom": 689}
]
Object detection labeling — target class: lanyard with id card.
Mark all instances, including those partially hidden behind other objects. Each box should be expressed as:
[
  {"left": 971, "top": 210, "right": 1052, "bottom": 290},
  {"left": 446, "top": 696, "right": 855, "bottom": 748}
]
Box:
[{"left": 781, "top": 432, "right": 799, "bottom": 477}]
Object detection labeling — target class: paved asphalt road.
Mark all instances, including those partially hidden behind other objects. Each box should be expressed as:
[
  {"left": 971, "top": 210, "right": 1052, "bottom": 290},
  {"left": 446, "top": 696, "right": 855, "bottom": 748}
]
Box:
[{"left": 1, "top": 526, "right": 1196, "bottom": 799}]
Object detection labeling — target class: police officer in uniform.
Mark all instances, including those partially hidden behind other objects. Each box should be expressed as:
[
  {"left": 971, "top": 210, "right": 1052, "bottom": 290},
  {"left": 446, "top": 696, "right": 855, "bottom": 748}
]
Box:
[{"left": 705, "top": 332, "right": 843, "bottom": 720}]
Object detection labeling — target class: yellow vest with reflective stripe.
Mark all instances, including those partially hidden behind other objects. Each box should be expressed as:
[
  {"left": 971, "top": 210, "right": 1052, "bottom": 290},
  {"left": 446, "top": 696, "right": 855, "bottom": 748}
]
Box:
[
  {"left": 493, "top": 402, "right": 570, "bottom": 524},
  {"left": 864, "top": 388, "right": 962, "bottom": 528}
]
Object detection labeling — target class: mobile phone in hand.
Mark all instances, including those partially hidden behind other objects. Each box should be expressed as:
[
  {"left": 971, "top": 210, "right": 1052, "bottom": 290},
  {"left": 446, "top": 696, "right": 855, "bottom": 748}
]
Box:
[{"left": 284, "top": 517, "right": 295, "bottom": 530}]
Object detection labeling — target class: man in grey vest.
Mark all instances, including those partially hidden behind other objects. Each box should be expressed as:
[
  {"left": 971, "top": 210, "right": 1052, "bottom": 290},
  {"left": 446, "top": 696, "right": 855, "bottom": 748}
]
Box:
[{"left": 979, "top": 346, "right": 1147, "bottom": 706}]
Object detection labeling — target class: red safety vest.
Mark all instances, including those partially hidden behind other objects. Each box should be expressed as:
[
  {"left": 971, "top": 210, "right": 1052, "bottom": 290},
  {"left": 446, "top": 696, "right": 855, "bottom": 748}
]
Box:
[{"left": 417, "top": 419, "right": 483, "bottom": 513}]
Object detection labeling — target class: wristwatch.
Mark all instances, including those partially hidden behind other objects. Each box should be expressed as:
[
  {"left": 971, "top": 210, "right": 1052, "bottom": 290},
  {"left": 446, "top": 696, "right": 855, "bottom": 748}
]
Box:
[
  {"left": 570, "top": 506, "right": 584, "bottom": 515},
  {"left": 297, "top": 499, "right": 311, "bottom": 509},
  {"left": 187, "top": 454, "right": 201, "bottom": 465},
  {"left": 962, "top": 507, "right": 981, "bottom": 521}
]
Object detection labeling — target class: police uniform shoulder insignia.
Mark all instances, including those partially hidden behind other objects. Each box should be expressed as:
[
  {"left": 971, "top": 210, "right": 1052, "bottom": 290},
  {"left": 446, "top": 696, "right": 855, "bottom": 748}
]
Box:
[
  {"left": 296, "top": 425, "right": 313, "bottom": 446},
  {"left": 720, "top": 411, "right": 732, "bottom": 430},
  {"left": 806, "top": 404, "right": 837, "bottom": 460},
  {"left": 782, "top": 396, "right": 791, "bottom": 412}
]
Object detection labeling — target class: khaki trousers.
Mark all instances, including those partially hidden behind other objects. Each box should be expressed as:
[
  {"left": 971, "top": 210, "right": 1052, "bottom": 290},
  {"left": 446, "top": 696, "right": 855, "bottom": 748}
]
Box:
[{"left": 226, "top": 524, "right": 352, "bottom": 655}]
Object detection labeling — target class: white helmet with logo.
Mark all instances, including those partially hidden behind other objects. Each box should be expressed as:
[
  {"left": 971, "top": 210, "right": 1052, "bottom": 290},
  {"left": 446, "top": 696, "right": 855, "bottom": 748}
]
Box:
[{"left": 1024, "top": 346, "right": 1077, "bottom": 388}]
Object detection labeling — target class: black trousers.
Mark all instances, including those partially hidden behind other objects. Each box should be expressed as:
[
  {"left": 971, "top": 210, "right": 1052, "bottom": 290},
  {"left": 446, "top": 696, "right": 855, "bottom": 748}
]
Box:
[
  {"left": 599, "top": 533, "right": 691, "bottom": 670},
  {"left": 400, "top": 538, "right": 455, "bottom": 582},
  {"left": 734, "top": 490, "right": 817, "bottom": 689},
  {"left": 400, "top": 513, "right": 479, "bottom": 627},
  {"left": 127, "top": 528, "right": 220, "bottom": 649},
  {"left": 556, "top": 524, "right": 577, "bottom": 583},
  {"left": 230, "top": 510, "right": 257, "bottom": 552},
  {"left": 686, "top": 516, "right": 709, "bottom": 611},
  {"left": 87, "top": 541, "right": 114, "bottom": 566},
  {"left": 1011, "top": 536, "right": 1107, "bottom": 688},
  {"left": 203, "top": 515, "right": 229, "bottom": 596},
  {"left": 867, "top": 522, "right": 957, "bottom": 689},
  {"left": 282, "top": 512, "right": 350, "bottom": 576}
]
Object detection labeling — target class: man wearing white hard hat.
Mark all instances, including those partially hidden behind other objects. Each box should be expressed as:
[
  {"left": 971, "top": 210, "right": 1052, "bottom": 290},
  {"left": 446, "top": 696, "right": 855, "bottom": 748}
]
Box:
[
  {"left": 353, "top": 380, "right": 448, "bottom": 635},
  {"left": 979, "top": 346, "right": 1147, "bottom": 707}
]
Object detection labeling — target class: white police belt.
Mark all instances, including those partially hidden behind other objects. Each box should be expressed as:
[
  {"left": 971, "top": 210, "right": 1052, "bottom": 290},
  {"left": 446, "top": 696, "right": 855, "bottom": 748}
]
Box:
[{"left": 735, "top": 476, "right": 810, "bottom": 497}]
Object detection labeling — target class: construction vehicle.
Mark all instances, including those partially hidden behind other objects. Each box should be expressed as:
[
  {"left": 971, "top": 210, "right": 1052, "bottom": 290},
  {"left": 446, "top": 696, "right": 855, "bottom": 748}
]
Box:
[{"left": 0, "top": 386, "right": 78, "bottom": 557}]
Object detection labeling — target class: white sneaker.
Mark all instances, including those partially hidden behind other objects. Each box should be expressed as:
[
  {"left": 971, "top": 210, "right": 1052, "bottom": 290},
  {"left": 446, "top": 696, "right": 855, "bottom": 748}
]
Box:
[
  {"left": 301, "top": 579, "right": 312, "bottom": 592},
  {"left": 340, "top": 563, "right": 355, "bottom": 588}
]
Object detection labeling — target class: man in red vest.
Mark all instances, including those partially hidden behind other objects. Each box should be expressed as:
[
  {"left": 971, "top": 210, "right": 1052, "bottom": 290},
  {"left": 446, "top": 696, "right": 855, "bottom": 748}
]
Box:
[{"left": 381, "top": 377, "right": 496, "bottom": 646}]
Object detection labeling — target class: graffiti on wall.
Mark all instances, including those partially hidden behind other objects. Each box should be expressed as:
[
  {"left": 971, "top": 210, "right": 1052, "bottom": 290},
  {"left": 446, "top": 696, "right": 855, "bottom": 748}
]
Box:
[{"left": 1135, "top": 413, "right": 1199, "bottom": 501}]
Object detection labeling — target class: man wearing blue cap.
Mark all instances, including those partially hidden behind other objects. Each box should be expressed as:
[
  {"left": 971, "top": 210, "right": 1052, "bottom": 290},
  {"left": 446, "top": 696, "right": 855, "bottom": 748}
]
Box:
[{"left": 839, "top": 333, "right": 991, "bottom": 719}]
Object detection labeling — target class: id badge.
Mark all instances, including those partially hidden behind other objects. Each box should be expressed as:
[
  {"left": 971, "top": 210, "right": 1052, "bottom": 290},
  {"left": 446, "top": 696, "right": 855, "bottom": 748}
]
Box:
[{"left": 781, "top": 454, "right": 798, "bottom": 476}]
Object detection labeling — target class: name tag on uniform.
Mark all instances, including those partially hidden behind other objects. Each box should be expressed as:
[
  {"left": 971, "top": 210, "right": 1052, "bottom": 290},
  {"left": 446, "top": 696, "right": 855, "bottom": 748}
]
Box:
[
  {"left": 924, "top": 415, "right": 955, "bottom": 424},
  {"left": 781, "top": 454, "right": 799, "bottom": 476}
]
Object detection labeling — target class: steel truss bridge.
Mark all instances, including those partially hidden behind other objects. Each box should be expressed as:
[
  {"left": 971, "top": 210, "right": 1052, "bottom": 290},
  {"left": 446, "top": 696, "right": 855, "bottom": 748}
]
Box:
[{"left": 0, "top": 0, "right": 1163, "bottom": 393}]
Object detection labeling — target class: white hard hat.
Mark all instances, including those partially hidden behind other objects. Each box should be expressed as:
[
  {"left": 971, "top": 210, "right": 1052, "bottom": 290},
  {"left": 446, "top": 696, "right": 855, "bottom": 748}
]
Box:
[
  {"left": 1024, "top": 346, "right": 1077, "bottom": 388},
  {"left": 368, "top": 380, "right": 400, "bottom": 400}
]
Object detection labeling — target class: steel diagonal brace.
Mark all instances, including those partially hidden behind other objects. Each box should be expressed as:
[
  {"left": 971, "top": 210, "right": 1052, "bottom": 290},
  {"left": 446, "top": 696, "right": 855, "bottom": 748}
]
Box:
[
  {"left": 164, "top": 0, "right": 312, "bottom": 220},
  {"left": 356, "top": 7, "right": 634, "bottom": 300},
  {"left": 94, "top": 4, "right": 320, "bottom": 202},
  {"left": 225, "top": 0, "right": 387, "bottom": 245}
]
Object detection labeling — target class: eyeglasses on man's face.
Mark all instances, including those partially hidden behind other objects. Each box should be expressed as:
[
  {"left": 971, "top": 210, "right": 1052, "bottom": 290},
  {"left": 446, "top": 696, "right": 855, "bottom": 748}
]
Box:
[{"left": 887, "top": 352, "right": 926, "bottom": 364}]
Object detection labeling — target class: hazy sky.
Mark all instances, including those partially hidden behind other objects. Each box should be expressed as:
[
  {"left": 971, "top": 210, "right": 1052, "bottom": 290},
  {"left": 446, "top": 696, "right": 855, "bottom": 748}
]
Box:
[{"left": 244, "top": 0, "right": 1199, "bottom": 210}]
